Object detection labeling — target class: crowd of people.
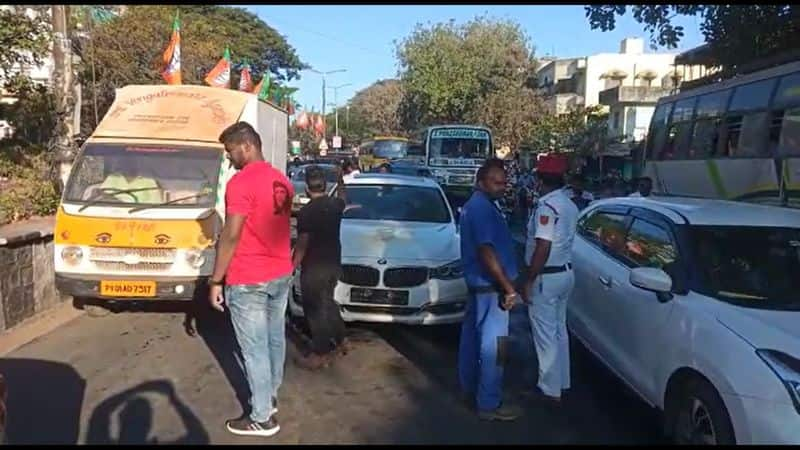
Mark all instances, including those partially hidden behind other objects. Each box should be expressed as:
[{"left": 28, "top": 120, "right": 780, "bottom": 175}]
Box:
[{"left": 207, "top": 122, "right": 657, "bottom": 436}]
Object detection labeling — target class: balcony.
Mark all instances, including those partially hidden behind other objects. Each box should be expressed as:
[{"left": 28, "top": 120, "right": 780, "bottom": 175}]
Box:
[{"left": 599, "top": 86, "right": 672, "bottom": 106}]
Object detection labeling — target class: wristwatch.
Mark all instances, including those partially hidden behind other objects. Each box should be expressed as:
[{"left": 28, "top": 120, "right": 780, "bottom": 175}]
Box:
[{"left": 209, "top": 278, "right": 225, "bottom": 286}]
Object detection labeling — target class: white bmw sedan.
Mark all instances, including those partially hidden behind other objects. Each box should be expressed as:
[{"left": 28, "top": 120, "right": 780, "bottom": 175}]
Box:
[
  {"left": 289, "top": 173, "right": 467, "bottom": 325},
  {"left": 568, "top": 196, "right": 800, "bottom": 445}
]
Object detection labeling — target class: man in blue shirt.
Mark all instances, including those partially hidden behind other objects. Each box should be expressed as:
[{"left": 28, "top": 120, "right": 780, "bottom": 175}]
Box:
[{"left": 458, "top": 158, "right": 523, "bottom": 421}]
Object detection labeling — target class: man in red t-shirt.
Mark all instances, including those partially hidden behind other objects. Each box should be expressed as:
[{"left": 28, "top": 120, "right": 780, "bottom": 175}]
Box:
[{"left": 208, "top": 121, "right": 293, "bottom": 437}]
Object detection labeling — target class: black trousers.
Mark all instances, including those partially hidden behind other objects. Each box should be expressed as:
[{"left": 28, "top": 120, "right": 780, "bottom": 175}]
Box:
[{"left": 300, "top": 265, "right": 347, "bottom": 355}]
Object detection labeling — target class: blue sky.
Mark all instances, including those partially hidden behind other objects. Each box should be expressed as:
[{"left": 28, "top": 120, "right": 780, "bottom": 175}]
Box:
[{"left": 243, "top": 5, "right": 705, "bottom": 113}]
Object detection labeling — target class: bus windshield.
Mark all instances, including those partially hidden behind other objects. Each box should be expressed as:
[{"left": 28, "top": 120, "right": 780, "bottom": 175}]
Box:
[
  {"left": 428, "top": 127, "right": 491, "bottom": 166},
  {"left": 64, "top": 143, "right": 221, "bottom": 207},
  {"left": 373, "top": 140, "right": 409, "bottom": 159}
]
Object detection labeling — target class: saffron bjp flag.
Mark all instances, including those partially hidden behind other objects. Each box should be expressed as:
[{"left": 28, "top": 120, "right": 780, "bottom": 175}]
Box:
[
  {"left": 204, "top": 47, "right": 231, "bottom": 88},
  {"left": 161, "top": 11, "right": 181, "bottom": 85},
  {"left": 252, "top": 72, "right": 270, "bottom": 100},
  {"left": 295, "top": 110, "right": 310, "bottom": 129},
  {"left": 238, "top": 61, "right": 253, "bottom": 92}
]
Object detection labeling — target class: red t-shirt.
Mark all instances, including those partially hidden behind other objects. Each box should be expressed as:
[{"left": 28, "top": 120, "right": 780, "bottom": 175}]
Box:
[{"left": 225, "top": 161, "right": 294, "bottom": 285}]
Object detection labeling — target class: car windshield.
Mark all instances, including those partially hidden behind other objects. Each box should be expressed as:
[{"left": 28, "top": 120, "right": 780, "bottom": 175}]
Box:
[
  {"left": 428, "top": 128, "right": 491, "bottom": 165},
  {"left": 690, "top": 225, "right": 800, "bottom": 310},
  {"left": 340, "top": 184, "right": 451, "bottom": 223},
  {"left": 64, "top": 143, "right": 220, "bottom": 207},
  {"left": 373, "top": 140, "right": 409, "bottom": 159}
]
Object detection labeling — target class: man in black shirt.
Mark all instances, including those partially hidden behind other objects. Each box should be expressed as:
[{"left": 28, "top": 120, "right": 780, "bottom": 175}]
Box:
[{"left": 292, "top": 165, "right": 349, "bottom": 369}]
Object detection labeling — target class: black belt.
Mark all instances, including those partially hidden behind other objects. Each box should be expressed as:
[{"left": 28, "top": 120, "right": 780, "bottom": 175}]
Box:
[{"left": 540, "top": 263, "right": 572, "bottom": 274}]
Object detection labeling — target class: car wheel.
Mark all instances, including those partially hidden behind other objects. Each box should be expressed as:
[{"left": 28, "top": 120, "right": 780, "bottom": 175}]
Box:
[{"left": 669, "top": 377, "right": 735, "bottom": 445}]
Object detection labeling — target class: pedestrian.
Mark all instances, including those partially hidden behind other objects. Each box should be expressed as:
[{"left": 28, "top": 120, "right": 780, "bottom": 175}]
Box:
[
  {"left": 458, "top": 158, "right": 523, "bottom": 421},
  {"left": 208, "top": 121, "right": 294, "bottom": 437},
  {"left": 521, "top": 154, "right": 579, "bottom": 406},
  {"left": 291, "top": 165, "right": 350, "bottom": 370},
  {"left": 341, "top": 159, "right": 360, "bottom": 182},
  {"left": 629, "top": 176, "right": 653, "bottom": 197},
  {"left": 377, "top": 162, "right": 392, "bottom": 173},
  {"left": 564, "top": 172, "right": 594, "bottom": 210}
]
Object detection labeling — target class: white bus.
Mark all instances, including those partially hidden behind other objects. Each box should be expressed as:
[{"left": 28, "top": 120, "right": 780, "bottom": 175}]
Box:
[
  {"left": 415, "top": 125, "right": 493, "bottom": 207},
  {"left": 643, "top": 60, "right": 800, "bottom": 207}
]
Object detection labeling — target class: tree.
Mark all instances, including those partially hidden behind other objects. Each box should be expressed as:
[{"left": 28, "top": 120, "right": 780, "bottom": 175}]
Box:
[
  {"left": 584, "top": 5, "right": 800, "bottom": 70},
  {"left": 469, "top": 78, "right": 544, "bottom": 152},
  {"left": 525, "top": 105, "right": 613, "bottom": 155},
  {"left": 0, "top": 7, "right": 51, "bottom": 80},
  {"left": 76, "top": 5, "right": 307, "bottom": 134},
  {"left": 395, "top": 16, "right": 538, "bottom": 131}
]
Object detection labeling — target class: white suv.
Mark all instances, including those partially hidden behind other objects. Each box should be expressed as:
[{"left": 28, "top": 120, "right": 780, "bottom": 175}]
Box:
[{"left": 568, "top": 196, "right": 800, "bottom": 444}]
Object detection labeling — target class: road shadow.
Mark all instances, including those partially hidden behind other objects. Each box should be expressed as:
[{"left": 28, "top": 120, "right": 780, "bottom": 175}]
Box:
[
  {"left": 85, "top": 379, "right": 209, "bottom": 444},
  {"left": 83, "top": 294, "right": 252, "bottom": 422},
  {"left": 0, "top": 358, "right": 86, "bottom": 444}
]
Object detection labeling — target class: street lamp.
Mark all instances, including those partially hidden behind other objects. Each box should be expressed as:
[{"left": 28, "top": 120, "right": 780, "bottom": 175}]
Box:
[
  {"left": 305, "top": 68, "right": 346, "bottom": 138},
  {"left": 327, "top": 83, "right": 352, "bottom": 137}
]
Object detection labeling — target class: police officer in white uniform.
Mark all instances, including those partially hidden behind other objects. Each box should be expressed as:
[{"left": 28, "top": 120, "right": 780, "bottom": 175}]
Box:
[{"left": 521, "top": 155, "right": 579, "bottom": 404}]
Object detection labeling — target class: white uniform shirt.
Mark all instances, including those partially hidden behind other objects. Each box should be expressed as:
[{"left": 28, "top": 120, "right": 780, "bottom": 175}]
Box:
[
  {"left": 342, "top": 170, "right": 361, "bottom": 182},
  {"left": 525, "top": 188, "right": 579, "bottom": 267},
  {"left": 629, "top": 191, "right": 642, "bottom": 197}
]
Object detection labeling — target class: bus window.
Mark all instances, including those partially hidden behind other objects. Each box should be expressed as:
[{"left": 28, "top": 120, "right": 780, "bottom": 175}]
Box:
[
  {"left": 691, "top": 118, "right": 724, "bottom": 158},
  {"left": 729, "top": 78, "right": 777, "bottom": 112},
  {"left": 773, "top": 72, "right": 800, "bottom": 109},
  {"left": 672, "top": 98, "right": 697, "bottom": 122},
  {"left": 725, "top": 112, "right": 769, "bottom": 157},
  {"left": 695, "top": 90, "right": 731, "bottom": 118},
  {"left": 661, "top": 122, "right": 693, "bottom": 160},
  {"left": 777, "top": 108, "right": 800, "bottom": 156},
  {"left": 646, "top": 102, "right": 672, "bottom": 159}
]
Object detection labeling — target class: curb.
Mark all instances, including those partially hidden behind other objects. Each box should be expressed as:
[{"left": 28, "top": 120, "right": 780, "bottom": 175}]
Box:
[{"left": 0, "top": 300, "right": 84, "bottom": 356}]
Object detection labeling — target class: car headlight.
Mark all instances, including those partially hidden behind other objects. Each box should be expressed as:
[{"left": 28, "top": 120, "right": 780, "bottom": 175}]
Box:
[
  {"left": 61, "top": 246, "right": 83, "bottom": 265},
  {"left": 430, "top": 260, "right": 463, "bottom": 280},
  {"left": 756, "top": 349, "right": 800, "bottom": 414},
  {"left": 185, "top": 247, "right": 206, "bottom": 269}
]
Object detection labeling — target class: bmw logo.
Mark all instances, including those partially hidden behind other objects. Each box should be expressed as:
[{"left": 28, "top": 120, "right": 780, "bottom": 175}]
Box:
[{"left": 377, "top": 258, "right": 387, "bottom": 265}]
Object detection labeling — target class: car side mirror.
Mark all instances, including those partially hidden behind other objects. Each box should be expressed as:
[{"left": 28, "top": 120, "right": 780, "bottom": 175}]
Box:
[{"left": 630, "top": 267, "right": 673, "bottom": 302}]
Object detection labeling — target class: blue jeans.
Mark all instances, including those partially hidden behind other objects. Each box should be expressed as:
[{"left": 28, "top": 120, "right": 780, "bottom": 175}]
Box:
[
  {"left": 458, "top": 291, "right": 510, "bottom": 412},
  {"left": 225, "top": 274, "right": 292, "bottom": 422}
]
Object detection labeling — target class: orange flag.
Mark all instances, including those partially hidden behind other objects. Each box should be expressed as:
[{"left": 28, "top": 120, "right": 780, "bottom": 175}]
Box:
[
  {"left": 204, "top": 47, "right": 231, "bottom": 88},
  {"left": 161, "top": 11, "right": 181, "bottom": 84},
  {"left": 238, "top": 61, "right": 253, "bottom": 92}
]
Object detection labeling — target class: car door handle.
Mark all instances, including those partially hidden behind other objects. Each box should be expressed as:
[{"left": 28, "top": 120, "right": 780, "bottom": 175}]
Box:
[{"left": 598, "top": 276, "right": 612, "bottom": 288}]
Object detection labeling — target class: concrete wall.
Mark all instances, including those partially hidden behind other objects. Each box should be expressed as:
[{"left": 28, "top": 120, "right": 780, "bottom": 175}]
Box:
[{"left": 0, "top": 218, "right": 66, "bottom": 333}]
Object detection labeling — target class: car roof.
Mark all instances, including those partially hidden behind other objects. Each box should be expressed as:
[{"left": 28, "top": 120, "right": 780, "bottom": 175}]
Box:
[
  {"left": 591, "top": 196, "right": 800, "bottom": 228},
  {"left": 345, "top": 173, "right": 441, "bottom": 189}
]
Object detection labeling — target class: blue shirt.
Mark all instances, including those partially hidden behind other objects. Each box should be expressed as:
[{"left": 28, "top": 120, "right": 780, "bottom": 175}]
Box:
[{"left": 459, "top": 190, "right": 519, "bottom": 288}]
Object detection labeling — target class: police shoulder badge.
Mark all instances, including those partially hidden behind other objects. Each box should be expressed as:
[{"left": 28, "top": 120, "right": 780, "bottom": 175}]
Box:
[{"left": 540, "top": 215, "right": 550, "bottom": 225}]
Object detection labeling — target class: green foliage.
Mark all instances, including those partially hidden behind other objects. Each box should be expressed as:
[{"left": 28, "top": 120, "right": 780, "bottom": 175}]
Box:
[
  {"left": 0, "top": 7, "right": 51, "bottom": 79},
  {"left": 0, "top": 140, "right": 59, "bottom": 225},
  {"left": 77, "top": 5, "right": 308, "bottom": 134},
  {"left": 395, "top": 16, "right": 537, "bottom": 131},
  {"left": 584, "top": 5, "right": 800, "bottom": 70},
  {"left": 0, "top": 75, "right": 57, "bottom": 145},
  {"left": 526, "top": 105, "right": 613, "bottom": 155}
]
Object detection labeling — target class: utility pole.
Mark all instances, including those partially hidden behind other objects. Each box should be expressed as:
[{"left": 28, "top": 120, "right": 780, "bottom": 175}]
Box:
[
  {"left": 51, "top": 4, "right": 77, "bottom": 190},
  {"left": 327, "top": 83, "right": 351, "bottom": 137},
  {"left": 306, "top": 68, "right": 346, "bottom": 140}
]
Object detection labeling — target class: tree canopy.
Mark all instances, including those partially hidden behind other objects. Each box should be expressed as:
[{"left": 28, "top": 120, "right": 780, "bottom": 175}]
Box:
[
  {"left": 77, "top": 5, "right": 307, "bottom": 133},
  {"left": 0, "top": 7, "right": 51, "bottom": 80}
]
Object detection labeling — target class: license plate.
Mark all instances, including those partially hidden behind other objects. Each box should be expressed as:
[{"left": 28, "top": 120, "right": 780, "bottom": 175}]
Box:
[
  {"left": 100, "top": 280, "right": 156, "bottom": 297},
  {"left": 350, "top": 288, "right": 409, "bottom": 305}
]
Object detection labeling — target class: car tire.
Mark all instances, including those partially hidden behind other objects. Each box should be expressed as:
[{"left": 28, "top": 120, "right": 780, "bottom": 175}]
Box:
[{"left": 668, "top": 377, "right": 735, "bottom": 445}]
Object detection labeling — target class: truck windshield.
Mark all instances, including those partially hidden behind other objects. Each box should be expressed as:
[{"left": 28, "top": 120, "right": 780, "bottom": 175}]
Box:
[
  {"left": 428, "top": 128, "right": 491, "bottom": 165},
  {"left": 64, "top": 143, "right": 221, "bottom": 208}
]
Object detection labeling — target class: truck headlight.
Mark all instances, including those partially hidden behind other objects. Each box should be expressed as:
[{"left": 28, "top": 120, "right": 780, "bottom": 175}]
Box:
[
  {"left": 61, "top": 246, "right": 83, "bottom": 265},
  {"left": 430, "top": 260, "right": 463, "bottom": 280},
  {"left": 185, "top": 247, "right": 206, "bottom": 269},
  {"left": 756, "top": 349, "right": 800, "bottom": 414}
]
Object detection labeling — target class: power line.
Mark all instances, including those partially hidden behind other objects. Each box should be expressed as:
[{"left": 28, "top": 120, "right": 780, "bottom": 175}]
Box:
[{"left": 266, "top": 16, "right": 388, "bottom": 58}]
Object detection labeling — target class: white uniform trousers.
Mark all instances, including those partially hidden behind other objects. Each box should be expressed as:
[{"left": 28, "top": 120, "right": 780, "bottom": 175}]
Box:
[{"left": 527, "top": 269, "right": 574, "bottom": 398}]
